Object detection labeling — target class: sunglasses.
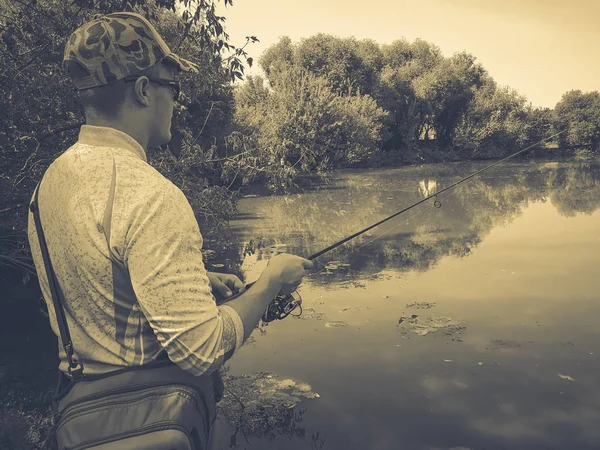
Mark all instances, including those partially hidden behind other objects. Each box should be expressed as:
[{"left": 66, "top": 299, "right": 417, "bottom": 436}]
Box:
[{"left": 123, "top": 75, "right": 181, "bottom": 101}]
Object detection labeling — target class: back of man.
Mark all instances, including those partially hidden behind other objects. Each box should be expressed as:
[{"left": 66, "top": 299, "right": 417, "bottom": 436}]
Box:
[{"left": 28, "top": 125, "right": 221, "bottom": 375}]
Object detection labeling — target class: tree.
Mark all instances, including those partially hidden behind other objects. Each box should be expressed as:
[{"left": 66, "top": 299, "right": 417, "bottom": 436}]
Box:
[
  {"left": 372, "top": 39, "right": 444, "bottom": 150},
  {"left": 258, "top": 36, "right": 294, "bottom": 80},
  {"left": 455, "top": 78, "right": 531, "bottom": 155},
  {"left": 294, "top": 34, "right": 371, "bottom": 95},
  {"left": 412, "top": 52, "right": 486, "bottom": 148},
  {"left": 260, "top": 35, "right": 384, "bottom": 97},
  {"left": 554, "top": 90, "right": 600, "bottom": 152}
]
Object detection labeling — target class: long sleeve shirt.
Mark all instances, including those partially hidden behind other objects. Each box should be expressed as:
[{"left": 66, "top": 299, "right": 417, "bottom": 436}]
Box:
[{"left": 27, "top": 125, "right": 244, "bottom": 376}]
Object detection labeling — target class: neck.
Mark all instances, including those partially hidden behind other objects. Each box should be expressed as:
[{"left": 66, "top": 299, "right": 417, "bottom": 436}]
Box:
[{"left": 85, "top": 115, "right": 149, "bottom": 151}]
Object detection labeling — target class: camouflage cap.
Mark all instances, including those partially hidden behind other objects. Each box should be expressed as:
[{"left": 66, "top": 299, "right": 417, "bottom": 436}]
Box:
[{"left": 63, "top": 12, "right": 199, "bottom": 90}]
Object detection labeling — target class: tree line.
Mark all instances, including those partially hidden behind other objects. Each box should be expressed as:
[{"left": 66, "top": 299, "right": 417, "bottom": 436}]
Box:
[
  {"left": 232, "top": 34, "right": 600, "bottom": 184},
  {"left": 1, "top": 0, "right": 599, "bottom": 276}
]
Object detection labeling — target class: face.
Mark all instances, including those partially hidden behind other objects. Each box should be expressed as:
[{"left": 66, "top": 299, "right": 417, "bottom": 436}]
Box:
[{"left": 146, "top": 63, "right": 178, "bottom": 148}]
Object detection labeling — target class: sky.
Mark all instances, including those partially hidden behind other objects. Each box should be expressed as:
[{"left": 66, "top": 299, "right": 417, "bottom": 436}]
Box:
[{"left": 214, "top": 0, "right": 600, "bottom": 109}]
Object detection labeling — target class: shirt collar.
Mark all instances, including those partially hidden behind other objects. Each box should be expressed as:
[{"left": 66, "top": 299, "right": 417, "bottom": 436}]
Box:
[{"left": 78, "top": 125, "right": 147, "bottom": 162}]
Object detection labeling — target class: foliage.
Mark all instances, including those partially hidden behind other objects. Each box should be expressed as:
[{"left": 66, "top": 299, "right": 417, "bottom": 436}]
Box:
[
  {"left": 254, "top": 34, "right": 567, "bottom": 157},
  {"left": 413, "top": 52, "right": 486, "bottom": 147},
  {"left": 0, "top": 0, "right": 252, "bottom": 273},
  {"left": 554, "top": 90, "right": 600, "bottom": 152},
  {"left": 368, "top": 39, "right": 489, "bottom": 151},
  {"left": 230, "top": 67, "right": 387, "bottom": 191},
  {"left": 260, "top": 34, "right": 382, "bottom": 97},
  {"left": 454, "top": 79, "right": 530, "bottom": 156}
]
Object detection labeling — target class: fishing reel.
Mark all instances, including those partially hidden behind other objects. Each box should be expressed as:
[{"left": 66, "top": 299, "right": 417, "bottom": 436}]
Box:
[
  {"left": 262, "top": 290, "right": 303, "bottom": 323},
  {"left": 223, "top": 283, "right": 303, "bottom": 323}
]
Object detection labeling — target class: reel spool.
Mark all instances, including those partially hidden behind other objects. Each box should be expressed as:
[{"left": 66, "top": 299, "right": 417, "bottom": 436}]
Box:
[{"left": 262, "top": 291, "right": 303, "bottom": 323}]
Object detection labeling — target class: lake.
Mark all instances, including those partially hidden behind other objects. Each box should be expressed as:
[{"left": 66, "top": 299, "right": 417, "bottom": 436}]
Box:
[{"left": 208, "top": 159, "right": 600, "bottom": 450}]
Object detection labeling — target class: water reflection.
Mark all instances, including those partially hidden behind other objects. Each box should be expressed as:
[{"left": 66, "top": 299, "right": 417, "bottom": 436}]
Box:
[{"left": 217, "top": 161, "right": 600, "bottom": 283}]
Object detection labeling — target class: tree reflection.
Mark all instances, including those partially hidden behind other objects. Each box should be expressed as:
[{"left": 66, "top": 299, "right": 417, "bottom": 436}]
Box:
[{"left": 210, "top": 161, "right": 600, "bottom": 282}]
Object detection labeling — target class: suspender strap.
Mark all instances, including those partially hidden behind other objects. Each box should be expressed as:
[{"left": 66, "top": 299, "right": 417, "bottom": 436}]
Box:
[{"left": 30, "top": 181, "right": 84, "bottom": 378}]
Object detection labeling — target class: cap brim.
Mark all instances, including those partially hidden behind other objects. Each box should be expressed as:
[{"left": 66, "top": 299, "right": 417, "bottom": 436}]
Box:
[{"left": 164, "top": 53, "right": 199, "bottom": 73}]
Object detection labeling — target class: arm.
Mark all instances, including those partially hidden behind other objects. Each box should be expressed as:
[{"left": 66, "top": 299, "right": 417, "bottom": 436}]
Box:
[
  {"left": 124, "top": 184, "right": 244, "bottom": 375},
  {"left": 125, "top": 182, "right": 311, "bottom": 374}
]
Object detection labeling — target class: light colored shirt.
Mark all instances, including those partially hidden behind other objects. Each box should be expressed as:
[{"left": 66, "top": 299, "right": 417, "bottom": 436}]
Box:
[{"left": 27, "top": 125, "right": 244, "bottom": 376}]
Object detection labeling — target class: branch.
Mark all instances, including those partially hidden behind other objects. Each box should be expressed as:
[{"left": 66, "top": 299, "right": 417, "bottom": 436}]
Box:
[
  {"left": 0, "top": 203, "right": 28, "bottom": 215},
  {"left": 13, "top": 1, "right": 85, "bottom": 73},
  {"left": 15, "top": 41, "right": 51, "bottom": 72},
  {"left": 39, "top": 121, "right": 83, "bottom": 141},
  {"left": 0, "top": 195, "right": 33, "bottom": 208},
  {"left": 14, "top": 137, "right": 40, "bottom": 179},
  {"left": 0, "top": 255, "right": 36, "bottom": 273},
  {"left": 226, "top": 170, "right": 238, "bottom": 189},
  {"left": 202, "top": 149, "right": 252, "bottom": 163},
  {"left": 189, "top": 101, "right": 215, "bottom": 147}
]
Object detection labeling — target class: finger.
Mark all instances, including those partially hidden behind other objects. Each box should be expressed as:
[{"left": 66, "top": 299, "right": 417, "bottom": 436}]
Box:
[
  {"left": 224, "top": 275, "right": 244, "bottom": 292},
  {"left": 232, "top": 277, "right": 245, "bottom": 292},
  {"left": 213, "top": 278, "right": 233, "bottom": 298}
]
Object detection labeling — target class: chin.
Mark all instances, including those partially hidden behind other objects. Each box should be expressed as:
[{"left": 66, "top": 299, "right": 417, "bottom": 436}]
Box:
[{"left": 153, "top": 131, "right": 172, "bottom": 148}]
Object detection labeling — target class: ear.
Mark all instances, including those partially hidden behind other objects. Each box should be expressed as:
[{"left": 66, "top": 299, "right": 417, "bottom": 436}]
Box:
[{"left": 133, "top": 77, "right": 151, "bottom": 107}]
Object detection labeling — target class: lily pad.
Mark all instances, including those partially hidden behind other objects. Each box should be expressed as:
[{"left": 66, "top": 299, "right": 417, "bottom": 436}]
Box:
[
  {"left": 405, "top": 301, "right": 436, "bottom": 309},
  {"left": 558, "top": 373, "right": 576, "bottom": 381},
  {"left": 397, "top": 315, "right": 465, "bottom": 341},
  {"left": 325, "top": 321, "right": 348, "bottom": 328}
]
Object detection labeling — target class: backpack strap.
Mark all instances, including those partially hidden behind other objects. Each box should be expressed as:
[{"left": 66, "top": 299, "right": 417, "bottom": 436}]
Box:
[{"left": 30, "top": 181, "right": 84, "bottom": 379}]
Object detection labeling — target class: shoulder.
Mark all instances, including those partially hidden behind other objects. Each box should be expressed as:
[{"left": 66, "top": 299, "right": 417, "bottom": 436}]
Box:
[{"left": 111, "top": 154, "right": 194, "bottom": 223}]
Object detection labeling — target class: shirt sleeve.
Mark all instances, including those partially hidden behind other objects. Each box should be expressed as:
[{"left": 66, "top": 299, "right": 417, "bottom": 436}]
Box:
[
  {"left": 123, "top": 181, "right": 242, "bottom": 376},
  {"left": 219, "top": 304, "right": 245, "bottom": 359}
]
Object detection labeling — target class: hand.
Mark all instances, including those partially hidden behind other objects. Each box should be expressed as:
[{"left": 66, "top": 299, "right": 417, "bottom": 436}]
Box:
[
  {"left": 207, "top": 272, "right": 245, "bottom": 300},
  {"left": 262, "top": 254, "right": 313, "bottom": 295}
]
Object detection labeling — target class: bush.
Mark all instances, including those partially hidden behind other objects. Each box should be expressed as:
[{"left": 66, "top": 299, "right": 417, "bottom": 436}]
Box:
[
  {"left": 230, "top": 67, "right": 387, "bottom": 190},
  {"left": 0, "top": 0, "right": 245, "bottom": 274}
]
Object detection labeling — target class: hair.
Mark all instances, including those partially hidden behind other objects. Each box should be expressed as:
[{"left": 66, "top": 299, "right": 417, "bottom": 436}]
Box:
[{"left": 77, "top": 63, "right": 167, "bottom": 119}]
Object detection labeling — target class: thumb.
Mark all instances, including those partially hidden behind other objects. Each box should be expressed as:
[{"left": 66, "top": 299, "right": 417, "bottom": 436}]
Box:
[{"left": 301, "top": 258, "right": 314, "bottom": 269}]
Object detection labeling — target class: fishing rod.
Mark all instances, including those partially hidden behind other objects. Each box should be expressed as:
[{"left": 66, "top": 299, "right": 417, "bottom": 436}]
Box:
[{"left": 245, "top": 129, "right": 566, "bottom": 322}]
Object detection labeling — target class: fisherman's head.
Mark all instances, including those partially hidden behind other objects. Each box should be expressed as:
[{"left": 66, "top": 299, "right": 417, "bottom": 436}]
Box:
[{"left": 62, "top": 12, "right": 198, "bottom": 149}]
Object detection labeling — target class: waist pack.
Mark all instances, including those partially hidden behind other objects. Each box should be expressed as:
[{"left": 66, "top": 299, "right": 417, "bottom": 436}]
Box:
[{"left": 51, "top": 361, "right": 222, "bottom": 450}]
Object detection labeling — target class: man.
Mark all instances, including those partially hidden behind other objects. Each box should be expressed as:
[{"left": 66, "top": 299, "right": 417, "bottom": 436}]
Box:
[{"left": 27, "top": 11, "right": 312, "bottom": 447}]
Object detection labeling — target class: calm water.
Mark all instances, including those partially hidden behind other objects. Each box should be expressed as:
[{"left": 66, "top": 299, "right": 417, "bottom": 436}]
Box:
[{"left": 210, "top": 159, "right": 600, "bottom": 450}]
